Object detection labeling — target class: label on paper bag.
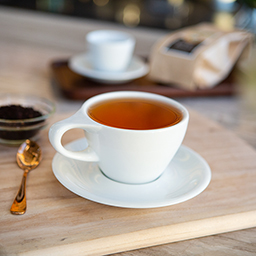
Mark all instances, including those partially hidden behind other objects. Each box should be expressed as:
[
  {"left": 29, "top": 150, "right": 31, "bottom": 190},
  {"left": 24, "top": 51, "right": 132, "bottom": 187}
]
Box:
[{"left": 148, "top": 23, "right": 253, "bottom": 90}]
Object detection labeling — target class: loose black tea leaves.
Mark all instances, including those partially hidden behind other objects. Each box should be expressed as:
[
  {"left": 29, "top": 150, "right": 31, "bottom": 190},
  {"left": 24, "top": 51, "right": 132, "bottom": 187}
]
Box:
[
  {"left": 0, "top": 105, "right": 42, "bottom": 120},
  {"left": 0, "top": 105, "right": 44, "bottom": 141}
]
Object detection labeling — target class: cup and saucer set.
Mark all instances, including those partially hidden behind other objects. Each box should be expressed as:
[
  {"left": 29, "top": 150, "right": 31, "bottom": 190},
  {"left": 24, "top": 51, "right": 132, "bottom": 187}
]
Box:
[
  {"left": 49, "top": 88, "right": 211, "bottom": 208},
  {"left": 69, "top": 30, "right": 149, "bottom": 84}
]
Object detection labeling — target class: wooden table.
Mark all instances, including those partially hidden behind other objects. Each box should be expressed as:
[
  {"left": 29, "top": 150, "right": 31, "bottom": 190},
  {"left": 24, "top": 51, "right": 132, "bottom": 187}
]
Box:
[{"left": 0, "top": 7, "right": 256, "bottom": 255}]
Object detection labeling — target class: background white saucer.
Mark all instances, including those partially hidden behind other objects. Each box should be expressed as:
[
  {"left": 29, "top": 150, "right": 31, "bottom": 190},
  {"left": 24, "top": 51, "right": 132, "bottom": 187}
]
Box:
[
  {"left": 52, "top": 138, "right": 211, "bottom": 209},
  {"left": 69, "top": 53, "right": 149, "bottom": 84}
]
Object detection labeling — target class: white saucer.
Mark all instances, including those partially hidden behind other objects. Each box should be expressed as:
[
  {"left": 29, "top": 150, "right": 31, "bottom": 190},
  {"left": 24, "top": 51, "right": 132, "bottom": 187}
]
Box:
[
  {"left": 68, "top": 53, "right": 149, "bottom": 84},
  {"left": 52, "top": 138, "right": 211, "bottom": 208}
]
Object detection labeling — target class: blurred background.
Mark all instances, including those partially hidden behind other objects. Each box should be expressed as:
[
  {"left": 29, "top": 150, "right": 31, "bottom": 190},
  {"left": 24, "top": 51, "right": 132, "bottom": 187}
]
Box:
[
  {"left": 0, "top": 0, "right": 255, "bottom": 32},
  {"left": 0, "top": 0, "right": 255, "bottom": 147}
]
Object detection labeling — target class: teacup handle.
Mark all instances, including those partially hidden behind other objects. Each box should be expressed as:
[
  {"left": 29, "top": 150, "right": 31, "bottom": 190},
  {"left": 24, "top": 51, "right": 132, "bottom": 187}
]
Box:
[{"left": 49, "top": 110, "right": 100, "bottom": 162}]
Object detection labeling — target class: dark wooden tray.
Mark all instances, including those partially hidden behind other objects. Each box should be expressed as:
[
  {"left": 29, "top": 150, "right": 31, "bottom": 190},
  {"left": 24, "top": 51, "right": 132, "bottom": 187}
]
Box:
[{"left": 50, "top": 59, "right": 236, "bottom": 100}]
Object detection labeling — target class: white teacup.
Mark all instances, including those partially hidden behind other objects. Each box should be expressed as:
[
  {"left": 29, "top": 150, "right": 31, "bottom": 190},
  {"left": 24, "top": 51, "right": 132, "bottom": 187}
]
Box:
[
  {"left": 86, "top": 30, "right": 135, "bottom": 72},
  {"left": 49, "top": 91, "right": 189, "bottom": 184}
]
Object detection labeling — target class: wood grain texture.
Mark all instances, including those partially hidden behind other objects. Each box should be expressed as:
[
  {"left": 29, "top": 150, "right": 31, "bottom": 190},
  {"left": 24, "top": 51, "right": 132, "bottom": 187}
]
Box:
[
  {"left": 0, "top": 7, "right": 256, "bottom": 255},
  {"left": 112, "top": 228, "right": 256, "bottom": 256},
  {"left": 50, "top": 60, "right": 236, "bottom": 100},
  {"left": 0, "top": 109, "right": 256, "bottom": 256}
]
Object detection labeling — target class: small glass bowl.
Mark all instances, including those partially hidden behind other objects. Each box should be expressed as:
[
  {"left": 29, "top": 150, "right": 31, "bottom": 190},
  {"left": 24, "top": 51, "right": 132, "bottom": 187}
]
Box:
[{"left": 0, "top": 94, "right": 55, "bottom": 145}]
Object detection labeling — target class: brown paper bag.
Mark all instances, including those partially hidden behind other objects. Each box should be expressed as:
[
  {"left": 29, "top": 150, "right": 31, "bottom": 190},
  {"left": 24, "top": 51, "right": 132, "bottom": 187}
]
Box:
[{"left": 148, "top": 23, "right": 253, "bottom": 90}]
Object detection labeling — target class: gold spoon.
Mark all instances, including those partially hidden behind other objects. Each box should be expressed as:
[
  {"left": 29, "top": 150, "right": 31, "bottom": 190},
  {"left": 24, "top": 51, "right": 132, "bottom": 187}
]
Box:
[{"left": 10, "top": 139, "right": 42, "bottom": 215}]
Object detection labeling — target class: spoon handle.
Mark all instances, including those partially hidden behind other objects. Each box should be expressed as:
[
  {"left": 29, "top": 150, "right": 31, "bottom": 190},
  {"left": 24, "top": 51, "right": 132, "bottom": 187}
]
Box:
[{"left": 10, "top": 169, "right": 29, "bottom": 215}]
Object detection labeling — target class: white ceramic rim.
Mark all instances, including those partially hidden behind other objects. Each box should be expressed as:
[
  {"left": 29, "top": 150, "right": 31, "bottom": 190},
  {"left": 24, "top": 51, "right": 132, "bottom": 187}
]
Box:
[
  {"left": 86, "top": 30, "right": 135, "bottom": 45},
  {"left": 83, "top": 91, "right": 189, "bottom": 132},
  {"left": 68, "top": 54, "right": 149, "bottom": 81},
  {"left": 52, "top": 138, "right": 211, "bottom": 208}
]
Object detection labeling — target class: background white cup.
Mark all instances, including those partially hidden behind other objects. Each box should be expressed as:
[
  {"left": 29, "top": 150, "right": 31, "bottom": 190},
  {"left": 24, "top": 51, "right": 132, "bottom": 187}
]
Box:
[
  {"left": 49, "top": 91, "right": 189, "bottom": 184},
  {"left": 86, "top": 30, "right": 135, "bottom": 72}
]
